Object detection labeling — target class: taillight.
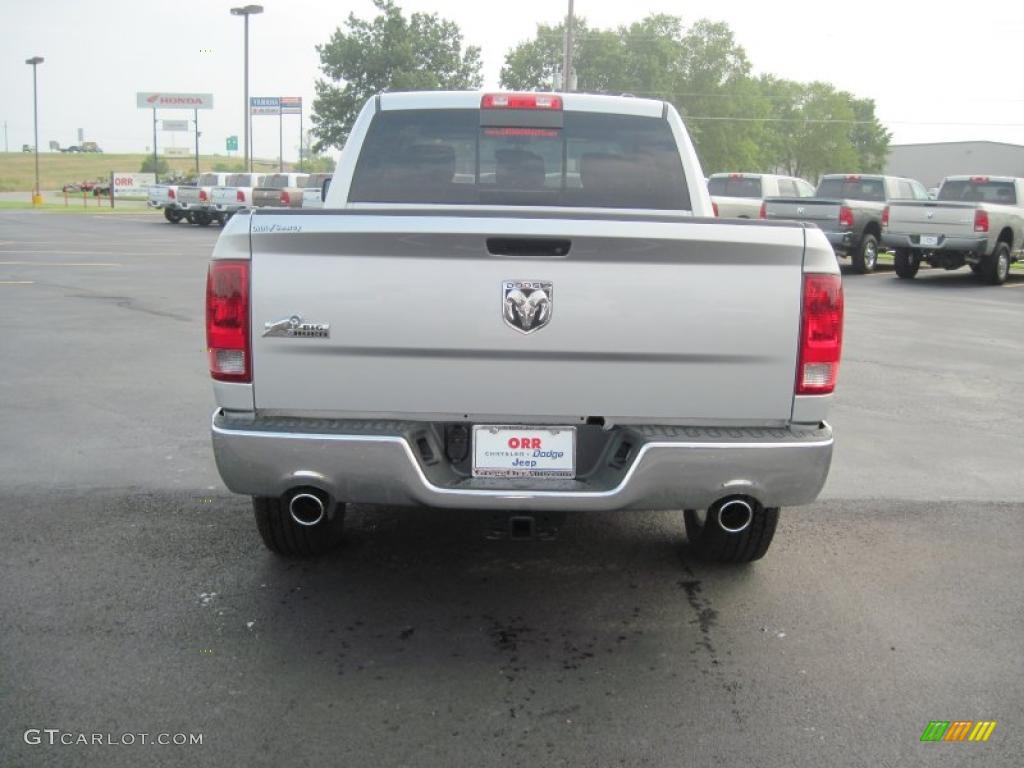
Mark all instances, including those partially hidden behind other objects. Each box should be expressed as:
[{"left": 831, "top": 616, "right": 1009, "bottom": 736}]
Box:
[
  {"left": 759, "top": 202, "right": 767, "bottom": 219},
  {"left": 974, "top": 209, "right": 989, "bottom": 232},
  {"left": 839, "top": 206, "right": 854, "bottom": 229},
  {"left": 168, "top": 188, "right": 175, "bottom": 200},
  {"left": 481, "top": 93, "right": 562, "bottom": 110},
  {"left": 797, "top": 274, "right": 843, "bottom": 395},
  {"left": 881, "top": 206, "right": 889, "bottom": 228},
  {"left": 236, "top": 189, "right": 245, "bottom": 203},
  {"left": 712, "top": 201, "right": 719, "bottom": 217},
  {"left": 199, "top": 189, "right": 208, "bottom": 202},
  {"left": 280, "top": 190, "right": 291, "bottom": 205},
  {"left": 206, "top": 260, "right": 250, "bottom": 383}
]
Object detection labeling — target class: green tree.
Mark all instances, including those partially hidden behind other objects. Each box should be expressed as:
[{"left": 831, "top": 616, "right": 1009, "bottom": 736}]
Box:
[
  {"left": 312, "top": 0, "right": 483, "bottom": 151},
  {"left": 140, "top": 156, "right": 169, "bottom": 175},
  {"left": 500, "top": 15, "right": 890, "bottom": 180}
]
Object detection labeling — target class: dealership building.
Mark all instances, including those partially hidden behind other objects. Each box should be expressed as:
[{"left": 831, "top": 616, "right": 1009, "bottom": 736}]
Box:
[{"left": 885, "top": 140, "right": 1024, "bottom": 189}]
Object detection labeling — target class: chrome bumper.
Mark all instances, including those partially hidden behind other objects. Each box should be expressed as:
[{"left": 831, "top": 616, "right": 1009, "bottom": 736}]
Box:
[
  {"left": 211, "top": 411, "right": 833, "bottom": 511},
  {"left": 881, "top": 233, "right": 988, "bottom": 252}
]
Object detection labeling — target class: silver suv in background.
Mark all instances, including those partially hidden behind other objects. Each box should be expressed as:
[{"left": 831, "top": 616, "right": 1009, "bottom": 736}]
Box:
[{"left": 708, "top": 173, "right": 815, "bottom": 218}]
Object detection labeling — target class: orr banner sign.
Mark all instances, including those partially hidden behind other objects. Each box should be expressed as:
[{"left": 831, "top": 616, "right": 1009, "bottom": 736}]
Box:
[
  {"left": 137, "top": 92, "right": 214, "bottom": 110},
  {"left": 111, "top": 172, "right": 156, "bottom": 197}
]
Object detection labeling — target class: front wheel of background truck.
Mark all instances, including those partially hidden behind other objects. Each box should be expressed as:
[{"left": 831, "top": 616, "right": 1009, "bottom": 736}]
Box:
[
  {"left": 852, "top": 233, "right": 878, "bottom": 274},
  {"left": 684, "top": 502, "right": 779, "bottom": 563},
  {"left": 253, "top": 495, "right": 346, "bottom": 557},
  {"left": 894, "top": 249, "right": 919, "bottom": 279},
  {"left": 983, "top": 242, "right": 1010, "bottom": 285}
]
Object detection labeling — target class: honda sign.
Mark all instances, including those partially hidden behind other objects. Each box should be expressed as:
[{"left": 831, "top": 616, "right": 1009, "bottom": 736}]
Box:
[{"left": 137, "top": 92, "right": 214, "bottom": 110}]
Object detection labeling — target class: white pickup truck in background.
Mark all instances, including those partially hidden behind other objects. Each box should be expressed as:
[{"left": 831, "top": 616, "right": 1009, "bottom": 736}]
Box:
[
  {"left": 882, "top": 175, "right": 1024, "bottom": 284},
  {"left": 148, "top": 184, "right": 183, "bottom": 223},
  {"left": 206, "top": 91, "right": 843, "bottom": 564},
  {"left": 707, "top": 172, "right": 815, "bottom": 218}
]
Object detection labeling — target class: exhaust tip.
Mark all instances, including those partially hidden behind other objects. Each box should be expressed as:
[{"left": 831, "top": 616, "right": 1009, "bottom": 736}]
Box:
[
  {"left": 716, "top": 498, "right": 754, "bottom": 534},
  {"left": 289, "top": 491, "right": 326, "bottom": 527}
]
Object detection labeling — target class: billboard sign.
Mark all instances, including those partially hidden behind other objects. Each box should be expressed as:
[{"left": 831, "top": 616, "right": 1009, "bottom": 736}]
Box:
[
  {"left": 111, "top": 172, "right": 156, "bottom": 197},
  {"left": 137, "top": 92, "right": 214, "bottom": 110},
  {"left": 162, "top": 119, "right": 189, "bottom": 132},
  {"left": 280, "top": 96, "right": 302, "bottom": 114},
  {"left": 250, "top": 96, "right": 280, "bottom": 115}
]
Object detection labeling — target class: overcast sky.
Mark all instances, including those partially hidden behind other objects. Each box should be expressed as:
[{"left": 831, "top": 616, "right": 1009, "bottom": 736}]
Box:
[{"left": 3, "top": 0, "right": 1023, "bottom": 164}]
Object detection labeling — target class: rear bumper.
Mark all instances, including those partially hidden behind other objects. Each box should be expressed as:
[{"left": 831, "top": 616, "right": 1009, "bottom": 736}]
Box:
[
  {"left": 824, "top": 230, "right": 854, "bottom": 253},
  {"left": 211, "top": 411, "right": 834, "bottom": 511},
  {"left": 881, "top": 233, "right": 988, "bottom": 252}
]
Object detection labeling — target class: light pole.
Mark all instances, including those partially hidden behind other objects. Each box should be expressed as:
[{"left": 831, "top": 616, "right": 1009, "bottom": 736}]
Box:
[
  {"left": 25, "top": 56, "right": 44, "bottom": 205},
  {"left": 231, "top": 5, "right": 263, "bottom": 173}
]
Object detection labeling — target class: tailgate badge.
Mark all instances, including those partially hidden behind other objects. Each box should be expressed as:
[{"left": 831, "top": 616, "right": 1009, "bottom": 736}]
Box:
[
  {"left": 503, "top": 280, "right": 553, "bottom": 334},
  {"left": 263, "top": 314, "right": 330, "bottom": 339},
  {"left": 927, "top": 211, "right": 934, "bottom": 219},
  {"left": 797, "top": 206, "right": 805, "bottom": 215}
]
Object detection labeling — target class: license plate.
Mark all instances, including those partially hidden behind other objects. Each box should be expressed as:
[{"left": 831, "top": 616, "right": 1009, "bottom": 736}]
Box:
[
  {"left": 472, "top": 425, "right": 576, "bottom": 479},
  {"left": 919, "top": 235, "right": 939, "bottom": 247}
]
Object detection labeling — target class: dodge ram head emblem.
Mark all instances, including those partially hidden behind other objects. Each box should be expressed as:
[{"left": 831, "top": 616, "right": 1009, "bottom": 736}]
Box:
[
  {"left": 503, "top": 280, "right": 553, "bottom": 334},
  {"left": 263, "top": 314, "right": 330, "bottom": 339}
]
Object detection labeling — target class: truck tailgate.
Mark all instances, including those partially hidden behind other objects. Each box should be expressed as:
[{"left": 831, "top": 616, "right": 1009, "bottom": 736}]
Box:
[
  {"left": 765, "top": 198, "right": 839, "bottom": 225},
  {"left": 887, "top": 201, "right": 975, "bottom": 235},
  {"left": 249, "top": 212, "right": 806, "bottom": 423}
]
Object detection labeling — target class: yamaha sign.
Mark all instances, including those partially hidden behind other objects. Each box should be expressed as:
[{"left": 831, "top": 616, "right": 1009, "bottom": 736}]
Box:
[{"left": 136, "top": 92, "right": 214, "bottom": 110}]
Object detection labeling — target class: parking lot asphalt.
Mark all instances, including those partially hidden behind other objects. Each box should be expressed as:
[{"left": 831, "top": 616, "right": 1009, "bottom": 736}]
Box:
[{"left": 1, "top": 211, "right": 1021, "bottom": 767}]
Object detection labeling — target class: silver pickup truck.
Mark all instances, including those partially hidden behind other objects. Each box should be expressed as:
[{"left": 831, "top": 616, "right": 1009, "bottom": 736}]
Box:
[
  {"left": 882, "top": 175, "right": 1024, "bottom": 284},
  {"left": 206, "top": 91, "right": 843, "bottom": 564},
  {"left": 178, "top": 172, "right": 231, "bottom": 226},
  {"left": 764, "top": 174, "right": 930, "bottom": 273},
  {"left": 210, "top": 173, "right": 265, "bottom": 218}
]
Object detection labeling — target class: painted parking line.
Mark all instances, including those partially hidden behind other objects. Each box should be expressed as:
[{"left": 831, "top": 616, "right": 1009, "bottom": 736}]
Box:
[
  {"left": 0, "top": 250, "right": 127, "bottom": 256},
  {"left": 0, "top": 261, "right": 121, "bottom": 267},
  {"left": 0, "top": 280, "right": 35, "bottom": 285}
]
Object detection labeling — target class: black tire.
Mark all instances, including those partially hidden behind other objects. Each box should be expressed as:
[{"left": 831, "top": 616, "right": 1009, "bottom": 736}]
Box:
[
  {"left": 684, "top": 503, "right": 779, "bottom": 563},
  {"left": 253, "top": 495, "right": 345, "bottom": 557},
  {"left": 195, "top": 211, "right": 212, "bottom": 227},
  {"left": 185, "top": 211, "right": 196, "bottom": 225},
  {"left": 983, "top": 242, "right": 1010, "bottom": 285},
  {"left": 214, "top": 214, "right": 226, "bottom": 226},
  {"left": 851, "top": 233, "right": 878, "bottom": 274},
  {"left": 894, "top": 248, "right": 919, "bottom": 279},
  {"left": 163, "top": 208, "right": 183, "bottom": 223}
]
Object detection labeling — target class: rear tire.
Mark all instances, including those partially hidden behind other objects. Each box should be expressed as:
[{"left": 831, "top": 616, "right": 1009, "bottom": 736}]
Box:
[
  {"left": 983, "top": 242, "right": 1010, "bottom": 285},
  {"left": 163, "top": 208, "right": 183, "bottom": 223},
  {"left": 684, "top": 504, "right": 779, "bottom": 563},
  {"left": 852, "top": 233, "right": 878, "bottom": 274},
  {"left": 894, "top": 249, "right": 919, "bottom": 279},
  {"left": 195, "top": 211, "right": 212, "bottom": 227},
  {"left": 253, "top": 496, "right": 345, "bottom": 557}
]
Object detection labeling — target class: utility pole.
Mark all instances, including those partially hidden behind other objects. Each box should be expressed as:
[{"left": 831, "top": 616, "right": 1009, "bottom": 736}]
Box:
[
  {"left": 562, "top": 0, "right": 575, "bottom": 92},
  {"left": 3, "top": 120, "right": 7, "bottom": 153}
]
